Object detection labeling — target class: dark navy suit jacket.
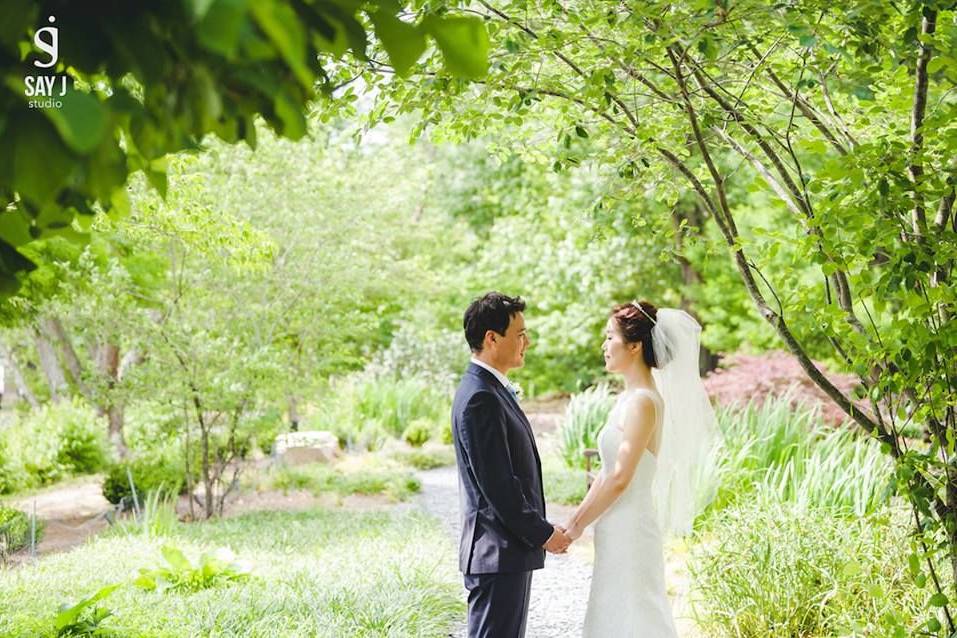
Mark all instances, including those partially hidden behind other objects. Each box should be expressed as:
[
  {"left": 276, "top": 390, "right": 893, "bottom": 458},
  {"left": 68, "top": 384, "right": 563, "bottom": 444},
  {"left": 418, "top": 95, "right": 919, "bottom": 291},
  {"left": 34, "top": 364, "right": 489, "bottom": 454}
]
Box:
[{"left": 452, "top": 363, "right": 553, "bottom": 575}]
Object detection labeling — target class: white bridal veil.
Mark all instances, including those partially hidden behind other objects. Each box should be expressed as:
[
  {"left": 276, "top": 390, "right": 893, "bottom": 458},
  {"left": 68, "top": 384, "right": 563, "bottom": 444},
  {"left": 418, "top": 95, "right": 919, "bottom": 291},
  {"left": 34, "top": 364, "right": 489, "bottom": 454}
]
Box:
[{"left": 648, "top": 308, "right": 720, "bottom": 536}]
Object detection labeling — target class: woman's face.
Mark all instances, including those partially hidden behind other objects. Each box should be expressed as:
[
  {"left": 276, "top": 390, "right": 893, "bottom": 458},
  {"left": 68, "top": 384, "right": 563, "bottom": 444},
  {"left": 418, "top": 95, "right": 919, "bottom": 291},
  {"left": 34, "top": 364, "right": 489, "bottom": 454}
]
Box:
[{"left": 602, "top": 317, "right": 638, "bottom": 373}]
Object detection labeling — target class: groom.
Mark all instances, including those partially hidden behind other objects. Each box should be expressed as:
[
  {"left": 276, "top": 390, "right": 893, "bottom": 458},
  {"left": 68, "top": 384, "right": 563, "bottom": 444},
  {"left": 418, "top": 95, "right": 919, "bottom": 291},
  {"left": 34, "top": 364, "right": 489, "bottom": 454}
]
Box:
[{"left": 452, "top": 292, "right": 571, "bottom": 638}]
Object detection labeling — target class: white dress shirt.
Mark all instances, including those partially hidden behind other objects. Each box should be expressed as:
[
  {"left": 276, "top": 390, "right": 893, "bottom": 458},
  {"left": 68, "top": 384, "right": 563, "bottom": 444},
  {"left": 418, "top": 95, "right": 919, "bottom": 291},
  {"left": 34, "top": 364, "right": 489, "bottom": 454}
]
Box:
[{"left": 470, "top": 357, "right": 514, "bottom": 393}]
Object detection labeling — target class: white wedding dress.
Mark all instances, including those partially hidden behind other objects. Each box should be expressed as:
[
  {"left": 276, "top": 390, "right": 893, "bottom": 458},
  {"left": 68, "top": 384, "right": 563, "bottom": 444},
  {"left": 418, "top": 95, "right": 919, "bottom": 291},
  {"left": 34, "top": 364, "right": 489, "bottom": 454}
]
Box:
[{"left": 582, "top": 388, "right": 679, "bottom": 637}]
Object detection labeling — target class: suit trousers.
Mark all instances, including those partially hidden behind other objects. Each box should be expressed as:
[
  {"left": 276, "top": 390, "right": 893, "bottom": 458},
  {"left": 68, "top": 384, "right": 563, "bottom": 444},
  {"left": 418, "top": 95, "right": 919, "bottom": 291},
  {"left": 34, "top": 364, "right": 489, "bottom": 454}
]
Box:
[{"left": 463, "top": 571, "right": 533, "bottom": 638}]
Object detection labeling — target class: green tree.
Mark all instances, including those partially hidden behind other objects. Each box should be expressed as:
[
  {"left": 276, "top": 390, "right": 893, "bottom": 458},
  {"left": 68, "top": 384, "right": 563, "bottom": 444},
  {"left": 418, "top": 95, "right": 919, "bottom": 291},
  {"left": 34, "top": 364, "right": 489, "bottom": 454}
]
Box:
[
  {"left": 0, "top": 1, "right": 488, "bottom": 294},
  {"left": 345, "top": 0, "right": 956, "bottom": 629}
]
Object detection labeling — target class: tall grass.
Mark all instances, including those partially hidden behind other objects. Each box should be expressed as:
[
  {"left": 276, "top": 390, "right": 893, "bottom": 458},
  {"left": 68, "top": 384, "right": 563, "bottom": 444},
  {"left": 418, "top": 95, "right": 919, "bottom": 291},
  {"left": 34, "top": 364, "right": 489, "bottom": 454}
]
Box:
[
  {"left": 691, "top": 499, "right": 929, "bottom": 637},
  {"left": 700, "top": 394, "right": 893, "bottom": 520},
  {"left": 107, "top": 490, "right": 180, "bottom": 540},
  {"left": 307, "top": 377, "right": 451, "bottom": 450},
  {"left": 559, "top": 383, "right": 614, "bottom": 469}
]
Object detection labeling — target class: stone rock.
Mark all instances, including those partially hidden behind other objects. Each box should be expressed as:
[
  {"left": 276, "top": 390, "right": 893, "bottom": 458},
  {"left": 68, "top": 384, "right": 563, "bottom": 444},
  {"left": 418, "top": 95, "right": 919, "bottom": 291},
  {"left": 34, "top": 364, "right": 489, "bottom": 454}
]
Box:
[{"left": 273, "top": 430, "right": 340, "bottom": 465}]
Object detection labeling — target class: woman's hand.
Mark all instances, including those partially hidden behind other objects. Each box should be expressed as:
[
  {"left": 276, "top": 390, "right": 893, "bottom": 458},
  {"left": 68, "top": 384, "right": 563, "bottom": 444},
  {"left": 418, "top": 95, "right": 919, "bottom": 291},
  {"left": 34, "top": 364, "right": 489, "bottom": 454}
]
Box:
[{"left": 563, "top": 522, "right": 583, "bottom": 541}]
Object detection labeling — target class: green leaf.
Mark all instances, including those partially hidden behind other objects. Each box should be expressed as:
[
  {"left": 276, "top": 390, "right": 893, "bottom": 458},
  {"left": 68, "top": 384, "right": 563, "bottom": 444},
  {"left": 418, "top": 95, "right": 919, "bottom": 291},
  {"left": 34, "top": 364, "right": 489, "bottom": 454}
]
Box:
[
  {"left": 14, "top": 116, "right": 73, "bottom": 206},
  {"left": 186, "top": 0, "right": 218, "bottom": 21},
  {"left": 54, "top": 584, "right": 119, "bottom": 630},
  {"left": 0, "top": 239, "right": 35, "bottom": 297},
  {"left": 43, "top": 88, "right": 107, "bottom": 154},
  {"left": 197, "top": 0, "right": 249, "bottom": 59},
  {"left": 251, "top": 1, "right": 313, "bottom": 90},
  {"left": 371, "top": 11, "right": 426, "bottom": 77},
  {"left": 929, "top": 592, "right": 948, "bottom": 607},
  {"left": 422, "top": 16, "right": 489, "bottom": 79},
  {"left": 133, "top": 571, "right": 157, "bottom": 591},
  {"left": 273, "top": 89, "right": 307, "bottom": 140},
  {"left": 109, "top": 187, "right": 131, "bottom": 218},
  {"left": 88, "top": 138, "right": 127, "bottom": 202},
  {"left": 146, "top": 158, "right": 168, "bottom": 199},
  {"left": 0, "top": 209, "right": 33, "bottom": 247},
  {"left": 841, "top": 561, "right": 862, "bottom": 577},
  {"left": 0, "top": 0, "right": 36, "bottom": 52},
  {"left": 161, "top": 545, "right": 193, "bottom": 572}
]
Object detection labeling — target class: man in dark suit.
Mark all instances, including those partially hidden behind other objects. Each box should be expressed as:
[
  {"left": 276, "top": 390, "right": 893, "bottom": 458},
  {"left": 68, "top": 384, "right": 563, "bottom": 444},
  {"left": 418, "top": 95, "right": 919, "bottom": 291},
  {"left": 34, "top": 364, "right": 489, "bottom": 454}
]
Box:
[{"left": 452, "top": 292, "right": 571, "bottom": 638}]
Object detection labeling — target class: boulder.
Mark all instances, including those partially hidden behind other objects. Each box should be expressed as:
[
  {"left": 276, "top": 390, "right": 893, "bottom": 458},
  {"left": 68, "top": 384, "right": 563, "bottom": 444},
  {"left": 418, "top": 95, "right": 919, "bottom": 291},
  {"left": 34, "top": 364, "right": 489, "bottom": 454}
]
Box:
[{"left": 273, "top": 430, "right": 340, "bottom": 465}]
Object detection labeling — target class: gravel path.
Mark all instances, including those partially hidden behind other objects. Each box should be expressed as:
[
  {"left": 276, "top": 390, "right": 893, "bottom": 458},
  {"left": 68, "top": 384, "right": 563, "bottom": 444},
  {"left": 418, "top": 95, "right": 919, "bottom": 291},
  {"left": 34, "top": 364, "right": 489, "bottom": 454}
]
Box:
[{"left": 416, "top": 465, "right": 592, "bottom": 638}]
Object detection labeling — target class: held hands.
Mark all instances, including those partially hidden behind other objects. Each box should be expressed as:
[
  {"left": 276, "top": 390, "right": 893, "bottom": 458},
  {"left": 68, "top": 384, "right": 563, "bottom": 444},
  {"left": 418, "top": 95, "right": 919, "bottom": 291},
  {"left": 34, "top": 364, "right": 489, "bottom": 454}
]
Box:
[{"left": 544, "top": 524, "right": 572, "bottom": 554}]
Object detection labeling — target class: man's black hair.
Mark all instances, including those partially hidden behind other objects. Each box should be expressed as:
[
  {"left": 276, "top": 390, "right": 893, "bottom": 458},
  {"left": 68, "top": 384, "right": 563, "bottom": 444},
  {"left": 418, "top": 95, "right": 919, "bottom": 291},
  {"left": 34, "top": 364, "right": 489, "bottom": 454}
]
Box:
[{"left": 463, "top": 292, "right": 526, "bottom": 353}]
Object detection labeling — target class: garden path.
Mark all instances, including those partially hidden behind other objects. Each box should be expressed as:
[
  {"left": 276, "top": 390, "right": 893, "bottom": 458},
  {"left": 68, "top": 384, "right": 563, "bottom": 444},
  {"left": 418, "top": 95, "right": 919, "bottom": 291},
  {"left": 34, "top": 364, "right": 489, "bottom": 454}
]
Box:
[{"left": 416, "top": 464, "right": 592, "bottom": 638}]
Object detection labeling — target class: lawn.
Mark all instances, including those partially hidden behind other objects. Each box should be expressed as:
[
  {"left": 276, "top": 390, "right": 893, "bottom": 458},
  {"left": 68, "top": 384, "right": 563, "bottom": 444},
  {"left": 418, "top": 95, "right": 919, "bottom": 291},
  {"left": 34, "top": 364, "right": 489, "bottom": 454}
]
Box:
[{"left": 0, "top": 507, "right": 463, "bottom": 637}]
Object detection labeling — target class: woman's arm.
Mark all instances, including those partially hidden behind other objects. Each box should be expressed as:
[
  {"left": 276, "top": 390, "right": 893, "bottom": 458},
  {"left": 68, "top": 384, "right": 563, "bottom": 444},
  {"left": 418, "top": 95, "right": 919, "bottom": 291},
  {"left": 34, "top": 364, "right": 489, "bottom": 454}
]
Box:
[
  {"left": 558, "top": 471, "right": 605, "bottom": 536},
  {"left": 562, "top": 395, "right": 658, "bottom": 539}
]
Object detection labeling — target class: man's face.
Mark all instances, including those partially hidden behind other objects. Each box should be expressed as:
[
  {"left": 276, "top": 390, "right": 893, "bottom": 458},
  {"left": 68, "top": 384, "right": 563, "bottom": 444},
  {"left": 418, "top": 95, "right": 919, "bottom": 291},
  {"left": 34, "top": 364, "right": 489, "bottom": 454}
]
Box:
[{"left": 489, "top": 311, "right": 530, "bottom": 371}]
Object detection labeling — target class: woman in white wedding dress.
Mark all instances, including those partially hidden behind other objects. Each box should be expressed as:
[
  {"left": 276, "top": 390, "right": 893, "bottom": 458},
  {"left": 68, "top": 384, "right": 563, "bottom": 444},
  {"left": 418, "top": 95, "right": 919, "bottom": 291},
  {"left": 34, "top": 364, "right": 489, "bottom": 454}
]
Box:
[{"left": 562, "top": 300, "right": 717, "bottom": 637}]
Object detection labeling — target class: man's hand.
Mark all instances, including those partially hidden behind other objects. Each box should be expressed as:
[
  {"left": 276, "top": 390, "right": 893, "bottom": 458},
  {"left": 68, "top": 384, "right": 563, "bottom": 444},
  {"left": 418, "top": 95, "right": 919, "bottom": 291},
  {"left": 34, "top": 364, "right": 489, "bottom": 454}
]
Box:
[{"left": 544, "top": 526, "right": 571, "bottom": 554}]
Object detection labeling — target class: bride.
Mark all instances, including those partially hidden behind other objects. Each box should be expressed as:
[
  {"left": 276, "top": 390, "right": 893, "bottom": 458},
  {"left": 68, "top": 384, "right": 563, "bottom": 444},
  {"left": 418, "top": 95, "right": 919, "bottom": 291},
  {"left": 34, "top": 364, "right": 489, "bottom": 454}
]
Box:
[{"left": 561, "top": 300, "right": 717, "bottom": 636}]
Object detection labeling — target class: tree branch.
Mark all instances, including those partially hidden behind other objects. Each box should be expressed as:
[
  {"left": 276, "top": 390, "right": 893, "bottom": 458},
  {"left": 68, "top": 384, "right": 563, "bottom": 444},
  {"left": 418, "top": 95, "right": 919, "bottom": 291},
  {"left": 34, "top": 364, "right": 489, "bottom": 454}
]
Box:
[
  {"left": 743, "top": 40, "right": 849, "bottom": 156},
  {"left": 908, "top": 7, "right": 937, "bottom": 238}
]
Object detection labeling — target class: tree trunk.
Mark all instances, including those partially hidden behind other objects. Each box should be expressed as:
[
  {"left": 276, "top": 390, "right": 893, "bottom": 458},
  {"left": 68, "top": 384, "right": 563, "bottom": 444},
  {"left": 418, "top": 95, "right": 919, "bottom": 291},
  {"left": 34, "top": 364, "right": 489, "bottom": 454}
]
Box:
[
  {"left": 96, "top": 341, "right": 127, "bottom": 457},
  {"left": 0, "top": 339, "right": 38, "bottom": 408},
  {"left": 45, "top": 317, "right": 93, "bottom": 400},
  {"left": 34, "top": 324, "right": 67, "bottom": 401},
  {"left": 201, "top": 420, "right": 213, "bottom": 519},
  {"left": 288, "top": 394, "right": 299, "bottom": 432}
]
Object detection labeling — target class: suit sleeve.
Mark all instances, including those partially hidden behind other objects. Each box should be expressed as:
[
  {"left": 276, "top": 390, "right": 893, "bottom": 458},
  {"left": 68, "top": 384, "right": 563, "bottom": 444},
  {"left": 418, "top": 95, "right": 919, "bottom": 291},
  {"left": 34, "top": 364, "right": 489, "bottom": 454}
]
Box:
[{"left": 458, "top": 390, "right": 554, "bottom": 548}]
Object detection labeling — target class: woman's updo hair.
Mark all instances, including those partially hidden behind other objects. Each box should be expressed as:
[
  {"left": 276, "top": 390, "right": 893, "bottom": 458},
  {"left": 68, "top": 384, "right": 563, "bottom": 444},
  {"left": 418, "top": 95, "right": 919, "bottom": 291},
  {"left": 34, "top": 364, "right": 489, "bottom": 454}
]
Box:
[{"left": 611, "top": 300, "right": 659, "bottom": 368}]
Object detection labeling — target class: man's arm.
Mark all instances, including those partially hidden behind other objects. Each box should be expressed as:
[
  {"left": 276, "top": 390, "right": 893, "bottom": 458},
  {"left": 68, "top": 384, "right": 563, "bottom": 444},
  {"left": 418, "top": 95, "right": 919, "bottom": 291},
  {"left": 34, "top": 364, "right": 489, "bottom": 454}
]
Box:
[{"left": 459, "top": 390, "right": 555, "bottom": 548}]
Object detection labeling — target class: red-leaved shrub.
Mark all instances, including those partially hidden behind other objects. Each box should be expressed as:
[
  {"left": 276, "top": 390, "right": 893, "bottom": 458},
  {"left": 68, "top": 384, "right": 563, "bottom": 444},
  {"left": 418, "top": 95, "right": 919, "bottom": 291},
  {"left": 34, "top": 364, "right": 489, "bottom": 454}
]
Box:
[{"left": 703, "top": 351, "right": 861, "bottom": 426}]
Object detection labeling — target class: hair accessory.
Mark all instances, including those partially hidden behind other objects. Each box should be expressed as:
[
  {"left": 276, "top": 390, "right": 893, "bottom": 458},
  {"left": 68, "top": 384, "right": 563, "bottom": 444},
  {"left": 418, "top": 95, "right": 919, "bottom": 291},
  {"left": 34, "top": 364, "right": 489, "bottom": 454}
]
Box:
[{"left": 631, "top": 300, "right": 657, "bottom": 324}]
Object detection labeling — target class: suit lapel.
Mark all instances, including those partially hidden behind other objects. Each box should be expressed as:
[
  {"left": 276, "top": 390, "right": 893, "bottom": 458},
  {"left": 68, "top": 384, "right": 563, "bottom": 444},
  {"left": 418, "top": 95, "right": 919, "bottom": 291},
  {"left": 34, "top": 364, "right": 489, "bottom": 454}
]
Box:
[
  {"left": 465, "top": 364, "right": 545, "bottom": 512},
  {"left": 491, "top": 382, "right": 542, "bottom": 472},
  {"left": 467, "top": 365, "right": 537, "bottom": 449}
]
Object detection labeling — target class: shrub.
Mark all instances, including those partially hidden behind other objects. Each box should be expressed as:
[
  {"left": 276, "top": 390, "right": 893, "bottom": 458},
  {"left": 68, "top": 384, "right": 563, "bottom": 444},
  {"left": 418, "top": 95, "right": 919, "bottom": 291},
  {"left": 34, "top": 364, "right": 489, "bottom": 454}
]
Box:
[
  {"left": 270, "top": 462, "right": 421, "bottom": 502},
  {"left": 363, "top": 322, "right": 468, "bottom": 393},
  {"left": 390, "top": 446, "right": 456, "bottom": 470},
  {"left": 559, "top": 383, "right": 614, "bottom": 469},
  {"left": 102, "top": 449, "right": 191, "bottom": 505},
  {"left": 703, "top": 351, "right": 861, "bottom": 427},
  {"left": 402, "top": 419, "right": 433, "bottom": 448},
  {"left": 353, "top": 378, "right": 450, "bottom": 439},
  {"left": 356, "top": 419, "right": 388, "bottom": 452},
  {"left": 691, "top": 499, "right": 928, "bottom": 637},
  {"left": 0, "top": 438, "right": 19, "bottom": 494},
  {"left": 541, "top": 455, "right": 587, "bottom": 506},
  {"left": 57, "top": 418, "right": 109, "bottom": 475},
  {"left": 0, "top": 505, "right": 43, "bottom": 555},
  {"left": 246, "top": 407, "right": 285, "bottom": 456},
  {"left": 0, "top": 399, "right": 109, "bottom": 493},
  {"left": 308, "top": 376, "right": 452, "bottom": 448},
  {"left": 440, "top": 422, "right": 453, "bottom": 445}
]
